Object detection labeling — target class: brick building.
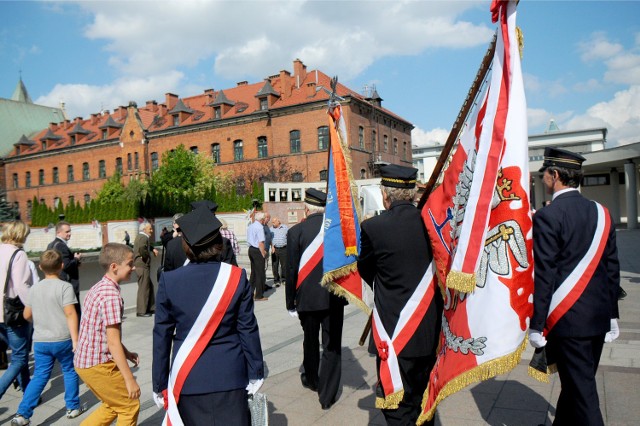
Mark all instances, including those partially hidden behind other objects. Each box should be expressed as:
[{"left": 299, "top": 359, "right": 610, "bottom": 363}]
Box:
[{"left": 2, "top": 59, "right": 413, "bottom": 221}]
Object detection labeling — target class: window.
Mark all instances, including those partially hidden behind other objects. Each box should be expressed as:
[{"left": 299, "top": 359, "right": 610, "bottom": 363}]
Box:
[
  {"left": 151, "top": 152, "right": 159, "bottom": 170},
  {"left": 12, "top": 173, "right": 18, "bottom": 188},
  {"left": 393, "top": 138, "right": 398, "bottom": 155},
  {"left": 214, "top": 107, "right": 221, "bottom": 119},
  {"left": 115, "top": 157, "right": 123, "bottom": 174},
  {"left": 290, "top": 130, "right": 301, "bottom": 153},
  {"left": 70, "top": 135, "right": 76, "bottom": 146},
  {"left": 280, "top": 189, "right": 288, "bottom": 201},
  {"left": 402, "top": 141, "right": 407, "bottom": 160},
  {"left": 318, "top": 126, "right": 329, "bottom": 150},
  {"left": 582, "top": 174, "right": 610, "bottom": 187},
  {"left": 190, "top": 146, "right": 199, "bottom": 154},
  {"left": 292, "top": 172, "right": 303, "bottom": 182},
  {"left": 54, "top": 197, "right": 60, "bottom": 208},
  {"left": 134, "top": 152, "right": 139, "bottom": 169},
  {"left": 102, "top": 129, "right": 108, "bottom": 139},
  {"left": 84, "top": 194, "right": 91, "bottom": 205},
  {"left": 68, "top": 195, "right": 74, "bottom": 205},
  {"left": 383, "top": 135, "right": 388, "bottom": 152},
  {"left": 53, "top": 167, "right": 59, "bottom": 184},
  {"left": 372, "top": 130, "right": 377, "bottom": 151},
  {"left": 257, "top": 137, "right": 268, "bottom": 158},
  {"left": 360, "top": 168, "right": 367, "bottom": 179},
  {"left": 99, "top": 160, "right": 106, "bottom": 178},
  {"left": 39, "top": 169, "right": 45, "bottom": 185},
  {"left": 319, "top": 169, "right": 328, "bottom": 181},
  {"left": 127, "top": 153, "right": 132, "bottom": 170},
  {"left": 233, "top": 140, "right": 244, "bottom": 161},
  {"left": 41, "top": 141, "right": 46, "bottom": 151},
  {"left": 211, "top": 144, "right": 220, "bottom": 163},
  {"left": 83, "top": 162, "right": 90, "bottom": 180},
  {"left": 259, "top": 98, "right": 268, "bottom": 111},
  {"left": 27, "top": 200, "right": 32, "bottom": 220},
  {"left": 358, "top": 126, "right": 364, "bottom": 149},
  {"left": 172, "top": 115, "right": 179, "bottom": 126},
  {"left": 25, "top": 172, "right": 31, "bottom": 188},
  {"left": 292, "top": 189, "right": 302, "bottom": 201},
  {"left": 67, "top": 165, "right": 74, "bottom": 182}
]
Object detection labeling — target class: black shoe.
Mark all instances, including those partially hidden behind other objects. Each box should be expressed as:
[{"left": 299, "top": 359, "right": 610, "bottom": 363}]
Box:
[
  {"left": 136, "top": 313, "right": 152, "bottom": 317},
  {"left": 321, "top": 401, "right": 334, "bottom": 410},
  {"left": 619, "top": 288, "right": 627, "bottom": 300},
  {"left": 300, "top": 373, "right": 318, "bottom": 392}
]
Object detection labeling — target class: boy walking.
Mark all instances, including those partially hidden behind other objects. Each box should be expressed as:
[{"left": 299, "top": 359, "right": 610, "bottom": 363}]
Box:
[
  {"left": 11, "top": 250, "right": 84, "bottom": 425},
  {"left": 74, "top": 243, "right": 141, "bottom": 425}
]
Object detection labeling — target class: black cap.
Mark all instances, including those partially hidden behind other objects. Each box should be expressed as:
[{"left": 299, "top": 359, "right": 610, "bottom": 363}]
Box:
[
  {"left": 539, "top": 147, "right": 586, "bottom": 172},
  {"left": 305, "top": 188, "right": 326, "bottom": 207},
  {"left": 190, "top": 200, "right": 218, "bottom": 213},
  {"left": 380, "top": 164, "right": 418, "bottom": 188},
  {"left": 176, "top": 206, "right": 222, "bottom": 248}
]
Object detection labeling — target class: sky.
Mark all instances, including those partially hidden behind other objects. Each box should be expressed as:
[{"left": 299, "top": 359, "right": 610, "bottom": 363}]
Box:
[{"left": 1, "top": 0, "right": 639, "bottom": 148}]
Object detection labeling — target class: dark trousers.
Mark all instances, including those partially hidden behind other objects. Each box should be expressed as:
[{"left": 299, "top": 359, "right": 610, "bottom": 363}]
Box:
[
  {"left": 378, "top": 355, "right": 436, "bottom": 426},
  {"left": 298, "top": 299, "right": 344, "bottom": 406},
  {"left": 248, "top": 247, "right": 265, "bottom": 298},
  {"left": 135, "top": 265, "right": 155, "bottom": 314},
  {"left": 177, "top": 388, "right": 250, "bottom": 425},
  {"left": 547, "top": 335, "right": 606, "bottom": 426},
  {"left": 272, "top": 246, "right": 287, "bottom": 282}
]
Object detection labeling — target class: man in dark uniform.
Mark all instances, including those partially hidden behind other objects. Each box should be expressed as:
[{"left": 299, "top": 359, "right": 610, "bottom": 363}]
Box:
[
  {"left": 133, "top": 221, "right": 158, "bottom": 317},
  {"left": 286, "top": 188, "right": 345, "bottom": 410},
  {"left": 529, "top": 147, "right": 620, "bottom": 426},
  {"left": 358, "top": 164, "right": 442, "bottom": 425},
  {"left": 47, "top": 221, "right": 82, "bottom": 318},
  {"left": 190, "top": 200, "right": 237, "bottom": 266},
  {"left": 163, "top": 213, "right": 186, "bottom": 273}
]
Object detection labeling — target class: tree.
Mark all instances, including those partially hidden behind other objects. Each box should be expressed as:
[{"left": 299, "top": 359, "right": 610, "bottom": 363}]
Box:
[{"left": 0, "top": 189, "right": 18, "bottom": 221}]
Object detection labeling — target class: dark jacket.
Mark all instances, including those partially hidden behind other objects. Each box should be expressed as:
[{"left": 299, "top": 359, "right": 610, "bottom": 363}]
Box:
[
  {"left": 358, "top": 200, "right": 442, "bottom": 358},
  {"left": 152, "top": 262, "right": 264, "bottom": 394},
  {"left": 163, "top": 235, "right": 187, "bottom": 272},
  {"left": 47, "top": 237, "right": 80, "bottom": 292},
  {"left": 531, "top": 190, "right": 620, "bottom": 337}
]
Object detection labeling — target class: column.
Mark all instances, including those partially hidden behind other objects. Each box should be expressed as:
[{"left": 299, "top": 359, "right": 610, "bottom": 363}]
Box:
[
  {"left": 624, "top": 161, "right": 638, "bottom": 229},
  {"left": 609, "top": 168, "right": 621, "bottom": 225}
]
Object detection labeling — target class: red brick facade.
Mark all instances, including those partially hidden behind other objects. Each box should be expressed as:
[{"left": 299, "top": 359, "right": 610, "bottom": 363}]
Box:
[{"left": 3, "top": 60, "right": 413, "bottom": 221}]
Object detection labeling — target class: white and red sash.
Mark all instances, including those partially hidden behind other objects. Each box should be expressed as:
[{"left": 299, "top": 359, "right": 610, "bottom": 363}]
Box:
[
  {"left": 296, "top": 222, "right": 324, "bottom": 289},
  {"left": 545, "top": 202, "right": 611, "bottom": 334},
  {"left": 164, "top": 263, "right": 243, "bottom": 426},
  {"left": 371, "top": 261, "right": 436, "bottom": 409}
]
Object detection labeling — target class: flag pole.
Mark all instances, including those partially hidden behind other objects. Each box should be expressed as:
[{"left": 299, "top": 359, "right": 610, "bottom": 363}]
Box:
[
  {"left": 359, "top": 33, "right": 497, "bottom": 347},
  {"left": 416, "top": 33, "right": 497, "bottom": 210}
]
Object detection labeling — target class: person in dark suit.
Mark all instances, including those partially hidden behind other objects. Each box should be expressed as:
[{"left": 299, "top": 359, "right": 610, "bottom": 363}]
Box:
[
  {"left": 358, "top": 164, "right": 442, "bottom": 426},
  {"left": 190, "top": 200, "right": 237, "bottom": 267},
  {"left": 286, "top": 188, "right": 345, "bottom": 410},
  {"left": 47, "top": 221, "right": 82, "bottom": 318},
  {"left": 161, "top": 213, "right": 186, "bottom": 274},
  {"left": 529, "top": 147, "right": 620, "bottom": 426},
  {"left": 152, "top": 206, "right": 264, "bottom": 425},
  {"left": 133, "top": 222, "right": 158, "bottom": 317}
]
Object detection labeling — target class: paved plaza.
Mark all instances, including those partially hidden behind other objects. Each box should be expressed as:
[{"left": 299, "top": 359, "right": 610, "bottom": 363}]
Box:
[{"left": 1, "top": 229, "right": 639, "bottom": 425}]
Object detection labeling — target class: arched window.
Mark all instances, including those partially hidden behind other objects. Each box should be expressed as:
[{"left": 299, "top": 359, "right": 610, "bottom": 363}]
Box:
[
  {"left": 52, "top": 167, "right": 59, "bottom": 184},
  {"left": 99, "top": 160, "right": 106, "bottom": 178},
  {"left": 290, "top": 130, "right": 301, "bottom": 153},
  {"left": 67, "top": 165, "right": 74, "bottom": 182},
  {"left": 319, "top": 169, "right": 328, "bottom": 181},
  {"left": 83, "top": 162, "right": 90, "bottom": 180},
  {"left": 12, "top": 173, "right": 18, "bottom": 188},
  {"left": 211, "top": 144, "right": 220, "bottom": 163},
  {"left": 393, "top": 138, "right": 398, "bottom": 155},
  {"left": 127, "top": 153, "right": 132, "bottom": 170},
  {"left": 115, "top": 157, "right": 123, "bottom": 174},
  {"left": 134, "top": 152, "right": 139, "bottom": 169},
  {"left": 317, "top": 126, "right": 329, "bottom": 150},
  {"left": 257, "top": 137, "right": 268, "bottom": 158},
  {"left": 371, "top": 130, "right": 377, "bottom": 151},
  {"left": 151, "top": 152, "right": 159, "bottom": 170},
  {"left": 84, "top": 194, "right": 91, "bottom": 205},
  {"left": 403, "top": 141, "right": 408, "bottom": 160},
  {"left": 383, "top": 135, "right": 388, "bottom": 152},
  {"left": 358, "top": 126, "right": 364, "bottom": 149},
  {"left": 39, "top": 169, "right": 45, "bottom": 185},
  {"left": 234, "top": 140, "right": 244, "bottom": 161},
  {"left": 25, "top": 172, "right": 31, "bottom": 188}
]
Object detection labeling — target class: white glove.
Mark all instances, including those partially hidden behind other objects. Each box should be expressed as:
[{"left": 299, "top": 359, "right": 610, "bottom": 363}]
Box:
[
  {"left": 529, "top": 330, "right": 547, "bottom": 348},
  {"left": 288, "top": 310, "right": 298, "bottom": 318},
  {"left": 605, "top": 319, "right": 619, "bottom": 343},
  {"left": 152, "top": 391, "right": 165, "bottom": 409},
  {"left": 246, "top": 378, "right": 264, "bottom": 395}
]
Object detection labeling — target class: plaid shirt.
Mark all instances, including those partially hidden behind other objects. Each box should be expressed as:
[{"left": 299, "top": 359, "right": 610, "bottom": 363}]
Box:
[
  {"left": 74, "top": 275, "right": 123, "bottom": 369},
  {"left": 220, "top": 228, "right": 240, "bottom": 255}
]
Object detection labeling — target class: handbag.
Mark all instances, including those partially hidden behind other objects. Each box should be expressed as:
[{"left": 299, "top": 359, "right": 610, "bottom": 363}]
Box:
[
  {"left": 3, "top": 249, "right": 27, "bottom": 327},
  {"left": 248, "top": 392, "right": 269, "bottom": 426}
]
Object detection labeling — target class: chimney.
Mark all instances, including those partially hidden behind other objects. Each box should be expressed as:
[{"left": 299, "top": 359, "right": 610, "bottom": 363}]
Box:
[
  {"left": 306, "top": 82, "right": 316, "bottom": 97},
  {"left": 165, "top": 93, "right": 178, "bottom": 110},
  {"left": 159, "top": 104, "right": 167, "bottom": 116},
  {"left": 293, "top": 59, "right": 307, "bottom": 88},
  {"left": 64, "top": 119, "right": 71, "bottom": 129},
  {"left": 90, "top": 113, "right": 99, "bottom": 125},
  {"left": 115, "top": 106, "right": 127, "bottom": 120},
  {"left": 49, "top": 122, "right": 59, "bottom": 131},
  {"left": 237, "top": 81, "right": 248, "bottom": 86},
  {"left": 204, "top": 88, "right": 215, "bottom": 103},
  {"left": 74, "top": 116, "right": 83, "bottom": 124},
  {"left": 280, "top": 70, "right": 292, "bottom": 98},
  {"left": 145, "top": 100, "right": 158, "bottom": 112}
]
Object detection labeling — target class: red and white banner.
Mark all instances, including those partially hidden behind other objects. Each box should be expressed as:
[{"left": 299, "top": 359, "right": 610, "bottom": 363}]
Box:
[
  {"left": 164, "top": 263, "right": 242, "bottom": 426},
  {"left": 419, "top": 1, "right": 533, "bottom": 423}
]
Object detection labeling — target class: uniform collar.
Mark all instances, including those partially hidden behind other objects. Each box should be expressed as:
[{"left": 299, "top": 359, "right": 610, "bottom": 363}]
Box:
[{"left": 552, "top": 187, "right": 579, "bottom": 201}]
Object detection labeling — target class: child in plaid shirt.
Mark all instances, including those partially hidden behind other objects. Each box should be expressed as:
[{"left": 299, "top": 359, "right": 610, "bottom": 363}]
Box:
[{"left": 74, "top": 243, "right": 141, "bottom": 425}]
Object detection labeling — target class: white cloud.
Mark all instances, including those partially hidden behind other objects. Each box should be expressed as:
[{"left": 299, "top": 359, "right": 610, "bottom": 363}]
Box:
[
  {"left": 578, "top": 31, "right": 623, "bottom": 62},
  {"left": 523, "top": 73, "right": 568, "bottom": 99},
  {"left": 412, "top": 127, "right": 448, "bottom": 148}
]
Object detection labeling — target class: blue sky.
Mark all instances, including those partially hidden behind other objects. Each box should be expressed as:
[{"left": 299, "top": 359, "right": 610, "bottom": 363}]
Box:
[{"left": 1, "top": 1, "right": 639, "bottom": 147}]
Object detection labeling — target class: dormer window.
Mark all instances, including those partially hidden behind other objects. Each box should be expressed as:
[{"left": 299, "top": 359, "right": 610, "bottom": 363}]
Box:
[
  {"left": 42, "top": 141, "right": 46, "bottom": 150},
  {"left": 70, "top": 135, "right": 76, "bottom": 146},
  {"left": 172, "top": 115, "right": 179, "bottom": 126},
  {"left": 102, "top": 129, "right": 108, "bottom": 139},
  {"left": 214, "top": 107, "right": 222, "bottom": 119},
  {"left": 259, "top": 98, "right": 268, "bottom": 111}
]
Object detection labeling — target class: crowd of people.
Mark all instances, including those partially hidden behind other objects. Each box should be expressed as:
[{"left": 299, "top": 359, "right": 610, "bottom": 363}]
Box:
[{"left": 0, "top": 146, "right": 625, "bottom": 425}]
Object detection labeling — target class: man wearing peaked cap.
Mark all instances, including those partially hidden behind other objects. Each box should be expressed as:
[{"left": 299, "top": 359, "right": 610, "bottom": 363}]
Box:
[
  {"left": 185, "top": 200, "right": 237, "bottom": 266},
  {"left": 358, "top": 163, "right": 442, "bottom": 425},
  {"left": 286, "top": 187, "right": 345, "bottom": 410},
  {"left": 530, "top": 146, "right": 620, "bottom": 425}
]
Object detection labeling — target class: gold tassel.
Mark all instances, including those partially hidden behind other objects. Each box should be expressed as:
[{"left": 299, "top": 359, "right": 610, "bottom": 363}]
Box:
[
  {"left": 528, "top": 366, "right": 550, "bottom": 383},
  {"left": 417, "top": 338, "right": 528, "bottom": 425},
  {"left": 516, "top": 26, "right": 524, "bottom": 59},
  {"left": 445, "top": 271, "right": 476, "bottom": 293},
  {"left": 375, "top": 389, "right": 404, "bottom": 410},
  {"left": 344, "top": 246, "right": 358, "bottom": 256}
]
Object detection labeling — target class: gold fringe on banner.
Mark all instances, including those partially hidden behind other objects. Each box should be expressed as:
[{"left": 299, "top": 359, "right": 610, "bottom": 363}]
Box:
[
  {"left": 527, "top": 366, "right": 550, "bottom": 383},
  {"left": 344, "top": 246, "right": 358, "bottom": 256},
  {"left": 321, "top": 263, "right": 372, "bottom": 314},
  {"left": 417, "top": 338, "right": 528, "bottom": 425},
  {"left": 445, "top": 270, "right": 476, "bottom": 293},
  {"left": 375, "top": 389, "right": 404, "bottom": 410}
]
